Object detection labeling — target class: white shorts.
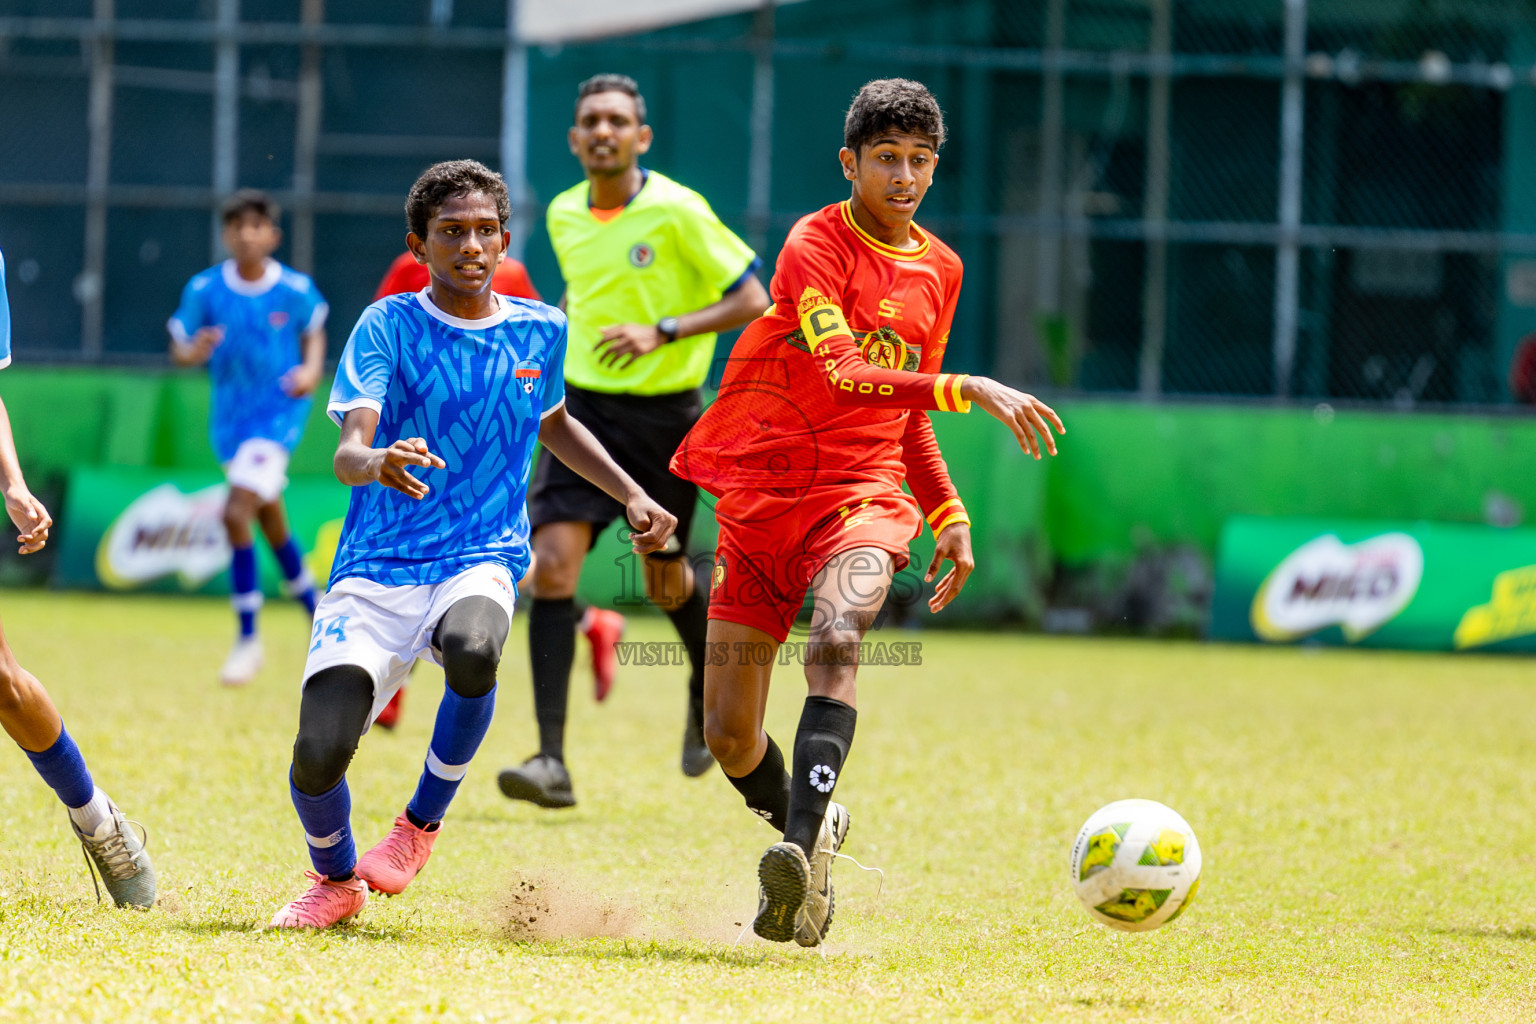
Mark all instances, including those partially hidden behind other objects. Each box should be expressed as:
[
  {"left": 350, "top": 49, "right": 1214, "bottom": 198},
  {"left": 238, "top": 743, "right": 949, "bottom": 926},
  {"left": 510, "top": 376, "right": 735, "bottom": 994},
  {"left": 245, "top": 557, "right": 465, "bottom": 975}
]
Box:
[
  {"left": 301, "top": 562, "right": 518, "bottom": 731},
  {"left": 224, "top": 438, "right": 291, "bottom": 503}
]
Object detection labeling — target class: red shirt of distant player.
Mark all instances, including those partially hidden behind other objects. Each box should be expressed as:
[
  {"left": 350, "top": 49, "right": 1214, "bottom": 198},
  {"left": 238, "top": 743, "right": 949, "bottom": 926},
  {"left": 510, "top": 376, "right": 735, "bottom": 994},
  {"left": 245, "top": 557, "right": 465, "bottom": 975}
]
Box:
[
  {"left": 372, "top": 252, "right": 541, "bottom": 301},
  {"left": 671, "top": 200, "right": 973, "bottom": 640}
]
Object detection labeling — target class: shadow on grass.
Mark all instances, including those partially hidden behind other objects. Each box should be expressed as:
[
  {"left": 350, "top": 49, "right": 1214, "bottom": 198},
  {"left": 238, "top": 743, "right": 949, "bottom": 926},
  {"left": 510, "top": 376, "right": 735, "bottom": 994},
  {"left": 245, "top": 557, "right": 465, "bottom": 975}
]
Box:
[
  {"left": 517, "top": 936, "right": 834, "bottom": 968},
  {"left": 448, "top": 811, "right": 586, "bottom": 828},
  {"left": 163, "top": 917, "right": 430, "bottom": 943},
  {"left": 1424, "top": 926, "right": 1536, "bottom": 941},
  {"left": 162, "top": 918, "right": 260, "bottom": 937}
]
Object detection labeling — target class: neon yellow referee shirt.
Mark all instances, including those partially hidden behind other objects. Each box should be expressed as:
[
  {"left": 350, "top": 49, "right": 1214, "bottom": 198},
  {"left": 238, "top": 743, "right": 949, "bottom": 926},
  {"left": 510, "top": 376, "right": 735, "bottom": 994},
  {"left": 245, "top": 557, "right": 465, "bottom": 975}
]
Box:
[{"left": 546, "top": 170, "right": 759, "bottom": 395}]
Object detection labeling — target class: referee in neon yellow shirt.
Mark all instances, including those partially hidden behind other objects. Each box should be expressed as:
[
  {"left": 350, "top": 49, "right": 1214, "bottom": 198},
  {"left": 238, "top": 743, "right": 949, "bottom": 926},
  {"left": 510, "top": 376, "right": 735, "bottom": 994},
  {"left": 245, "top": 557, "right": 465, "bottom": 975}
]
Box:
[{"left": 498, "top": 74, "right": 768, "bottom": 809}]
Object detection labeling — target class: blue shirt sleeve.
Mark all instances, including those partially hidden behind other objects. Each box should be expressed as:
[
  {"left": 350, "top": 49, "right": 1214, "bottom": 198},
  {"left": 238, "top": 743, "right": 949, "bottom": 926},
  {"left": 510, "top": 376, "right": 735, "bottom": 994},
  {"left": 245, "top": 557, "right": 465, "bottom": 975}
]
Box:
[
  {"left": 328, "top": 302, "right": 397, "bottom": 426},
  {"left": 539, "top": 316, "right": 568, "bottom": 419},
  {"left": 168, "top": 274, "right": 209, "bottom": 343},
  {"left": 0, "top": 251, "right": 11, "bottom": 369}
]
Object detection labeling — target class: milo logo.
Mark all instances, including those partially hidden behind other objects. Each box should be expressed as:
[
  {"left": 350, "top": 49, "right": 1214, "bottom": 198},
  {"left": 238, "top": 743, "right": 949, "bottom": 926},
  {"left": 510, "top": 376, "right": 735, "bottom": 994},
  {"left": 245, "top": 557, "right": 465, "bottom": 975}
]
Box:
[
  {"left": 96, "top": 483, "right": 231, "bottom": 589},
  {"left": 1250, "top": 532, "right": 1424, "bottom": 642}
]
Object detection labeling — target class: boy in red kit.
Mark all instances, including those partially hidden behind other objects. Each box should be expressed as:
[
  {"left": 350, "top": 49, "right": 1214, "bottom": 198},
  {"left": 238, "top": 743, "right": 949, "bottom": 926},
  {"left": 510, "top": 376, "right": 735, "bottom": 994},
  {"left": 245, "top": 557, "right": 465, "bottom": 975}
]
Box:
[{"left": 671, "top": 79, "right": 1064, "bottom": 946}]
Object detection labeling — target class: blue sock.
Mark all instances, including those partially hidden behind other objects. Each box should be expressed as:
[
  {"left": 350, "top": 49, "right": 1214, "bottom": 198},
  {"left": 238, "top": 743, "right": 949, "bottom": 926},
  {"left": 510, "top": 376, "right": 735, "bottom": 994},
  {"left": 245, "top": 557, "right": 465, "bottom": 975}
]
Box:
[
  {"left": 407, "top": 686, "right": 497, "bottom": 825},
  {"left": 274, "top": 536, "right": 318, "bottom": 616},
  {"left": 231, "top": 544, "right": 261, "bottom": 638},
  {"left": 23, "top": 724, "right": 95, "bottom": 809},
  {"left": 290, "top": 773, "right": 356, "bottom": 879}
]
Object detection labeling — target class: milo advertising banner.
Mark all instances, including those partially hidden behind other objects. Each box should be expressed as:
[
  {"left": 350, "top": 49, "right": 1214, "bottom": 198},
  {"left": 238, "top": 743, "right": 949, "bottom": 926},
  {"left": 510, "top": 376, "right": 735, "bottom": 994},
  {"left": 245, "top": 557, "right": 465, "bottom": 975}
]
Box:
[
  {"left": 1212, "top": 517, "right": 1536, "bottom": 653},
  {"left": 55, "top": 466, "right": 351, "bottom": 596}
]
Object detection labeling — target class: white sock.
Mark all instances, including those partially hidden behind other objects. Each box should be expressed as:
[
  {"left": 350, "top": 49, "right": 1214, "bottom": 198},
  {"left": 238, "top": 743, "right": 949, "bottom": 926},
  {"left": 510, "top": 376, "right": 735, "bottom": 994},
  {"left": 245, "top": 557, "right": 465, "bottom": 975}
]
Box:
[{"left": 68, "top": 787, "right": 113, "bottom": 836}]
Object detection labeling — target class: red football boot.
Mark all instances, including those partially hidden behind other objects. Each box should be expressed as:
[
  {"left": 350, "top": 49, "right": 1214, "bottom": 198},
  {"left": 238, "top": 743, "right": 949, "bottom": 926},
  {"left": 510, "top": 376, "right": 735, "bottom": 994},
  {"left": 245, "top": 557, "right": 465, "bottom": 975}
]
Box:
[
  {"left": 375, "top": 687, "right": 405, "bottom": 730},
  {"left": 581, "top": 608, "right": 625, "bottom": 702}
]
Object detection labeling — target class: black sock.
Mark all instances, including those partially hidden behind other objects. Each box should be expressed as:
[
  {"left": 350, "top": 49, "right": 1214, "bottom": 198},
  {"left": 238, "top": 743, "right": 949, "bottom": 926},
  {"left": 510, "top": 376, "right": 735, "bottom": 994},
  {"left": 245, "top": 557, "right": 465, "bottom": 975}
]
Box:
[
  {"left": 722, "top": 733, "right": 790, "bottom": 833},
  {"left": 664, "top": 581, "right": 709, "bottom": 725},
  {"left": 403, "top": 808, "right": 442, "bottom": 832},
  {"left": 784, "top": 696, "right": 857, "bottom": 856},
  {"left": 529, "top": 597, "right": 580, "bottom": 762}
]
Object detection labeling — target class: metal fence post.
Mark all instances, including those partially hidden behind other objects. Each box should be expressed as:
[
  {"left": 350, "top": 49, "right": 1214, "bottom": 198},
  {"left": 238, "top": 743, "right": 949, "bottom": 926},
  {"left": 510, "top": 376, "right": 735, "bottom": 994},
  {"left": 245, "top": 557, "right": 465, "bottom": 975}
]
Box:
[
  {"left": 1273, "top": 0, "right": 1308, "bottom": 397},
  {"left": 211, "top": 0, "right": 239, "bottom": 262},
  {"left": 290, "top": 0, "right": 324, "bottom": 274},
  {"left": 745, "top": 0, "right": 775, "bottom": 257},
  {"left": 500, "top": 0, "right": 530, "bottom": 261},
  {"left": 1034, "top": 0, "right": 1065, "bottom": 331},
  {"left": 1138, "top": 0, "right": 1172, "bottom": 398},
  {"left": 80, "top": 0, "right": 114, "bottom": 357}
]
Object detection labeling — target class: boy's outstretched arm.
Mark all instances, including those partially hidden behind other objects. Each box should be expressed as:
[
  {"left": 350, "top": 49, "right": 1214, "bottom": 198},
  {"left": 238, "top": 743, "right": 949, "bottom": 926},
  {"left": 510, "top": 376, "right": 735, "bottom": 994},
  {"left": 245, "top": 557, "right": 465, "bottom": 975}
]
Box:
[
  {"left": 960, "top": 377, "right": 1065, "bottom": 460},
  {"left": 168, "top": 325, "right": 222, "bottom": 366},
  {"left": 283, "top": 327, "right": 328, "bottom": 397},
  {"left": 334, "top": 407, "right": 445, "bottom": 499},
  {"left": 538, "top": 405, "right": 676, "bottom": 554},
  {"left": 596, "top": 275, "right": 769, "bottom": 370},
  {"left": 898, "top": 413, "right": 974, "bottom": 613},
  {"left": 800, "top": 299, "right": 1067, "bottom": 458},
  {"left": 0, "top": 396, "right": 50, "bottom": 554}
]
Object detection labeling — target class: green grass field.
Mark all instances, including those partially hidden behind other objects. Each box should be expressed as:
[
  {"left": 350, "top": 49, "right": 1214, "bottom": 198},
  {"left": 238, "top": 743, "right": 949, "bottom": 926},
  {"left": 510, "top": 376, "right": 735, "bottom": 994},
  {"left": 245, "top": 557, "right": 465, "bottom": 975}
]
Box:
[{"left": 1, "top": 592, "right": 1535, "bottom": 1021}]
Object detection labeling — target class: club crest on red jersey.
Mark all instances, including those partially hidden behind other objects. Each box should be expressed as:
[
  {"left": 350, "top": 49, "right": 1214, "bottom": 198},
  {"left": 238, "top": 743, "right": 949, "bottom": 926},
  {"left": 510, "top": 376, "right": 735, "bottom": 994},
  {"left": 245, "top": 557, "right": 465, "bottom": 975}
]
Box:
[{"left": 859, "top": 325, "right": 909, "bottom": 371}]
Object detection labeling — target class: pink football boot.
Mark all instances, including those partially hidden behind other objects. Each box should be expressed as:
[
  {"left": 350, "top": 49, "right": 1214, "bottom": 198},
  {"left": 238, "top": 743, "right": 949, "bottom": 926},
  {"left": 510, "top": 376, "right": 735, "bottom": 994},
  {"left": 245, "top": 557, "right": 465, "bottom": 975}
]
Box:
[
  {"left": 268, "top": 871, "right": 367, "bottom": 929},
  {"left": 355, "top": 814, "right": 439, "bottom": 895}
]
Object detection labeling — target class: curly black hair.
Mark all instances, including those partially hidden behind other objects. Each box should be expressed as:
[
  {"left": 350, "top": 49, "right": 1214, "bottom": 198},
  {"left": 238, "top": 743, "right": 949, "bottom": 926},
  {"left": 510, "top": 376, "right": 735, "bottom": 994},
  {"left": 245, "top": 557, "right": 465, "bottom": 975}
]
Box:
[
  {"left": 221, "top": 188, "right": 279, "bottom": 225},
  {"left": 576, "top": 73, "right": 647, "bottom": 124},
  {"left": 843, "top": 78, "right": 946, "bottom": 154},
  {"left": 405, "top": 160, "right": 511, "bottom": 239}
]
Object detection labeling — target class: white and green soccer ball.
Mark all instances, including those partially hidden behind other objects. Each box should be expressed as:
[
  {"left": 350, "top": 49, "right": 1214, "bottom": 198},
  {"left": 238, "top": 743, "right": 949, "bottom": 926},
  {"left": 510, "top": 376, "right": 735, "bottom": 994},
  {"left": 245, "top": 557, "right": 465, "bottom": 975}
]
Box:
[{"left": 1069, "top": 799, "right": 1202, "bottom": 932}]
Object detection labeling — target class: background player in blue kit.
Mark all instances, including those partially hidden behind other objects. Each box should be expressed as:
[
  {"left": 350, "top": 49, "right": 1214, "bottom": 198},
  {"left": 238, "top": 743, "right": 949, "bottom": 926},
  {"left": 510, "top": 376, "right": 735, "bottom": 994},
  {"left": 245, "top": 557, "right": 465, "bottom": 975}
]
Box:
[
  {"left": 0, "top": 250, "right": 156, "bottom": 908},
  {"left": 268, "top": 161, "right": 676, "bottom": 929},
  {"left": 168, "top": 190, "right": 328, "bottom": 686}
]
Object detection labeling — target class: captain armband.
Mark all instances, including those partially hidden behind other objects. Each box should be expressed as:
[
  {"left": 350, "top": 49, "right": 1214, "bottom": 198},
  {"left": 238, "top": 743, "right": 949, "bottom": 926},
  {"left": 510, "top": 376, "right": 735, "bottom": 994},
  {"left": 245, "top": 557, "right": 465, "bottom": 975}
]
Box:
[{"left": 800, "top": 300, "right": 852, "bottom": 355}]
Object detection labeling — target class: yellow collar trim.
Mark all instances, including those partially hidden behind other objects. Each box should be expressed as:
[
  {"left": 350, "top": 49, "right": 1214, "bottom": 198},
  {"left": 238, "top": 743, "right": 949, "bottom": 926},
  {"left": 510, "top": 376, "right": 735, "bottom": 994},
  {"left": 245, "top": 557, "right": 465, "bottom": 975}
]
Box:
[{"left": 839, "top": 201, "right": 930, "bottom": 262}]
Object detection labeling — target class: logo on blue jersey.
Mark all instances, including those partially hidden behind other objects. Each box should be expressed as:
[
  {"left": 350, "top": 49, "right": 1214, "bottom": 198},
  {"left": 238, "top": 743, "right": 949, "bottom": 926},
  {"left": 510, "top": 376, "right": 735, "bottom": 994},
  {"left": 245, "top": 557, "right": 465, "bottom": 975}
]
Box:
[{"left": 515, "top": 359, "right": 542, "bottom": 394}]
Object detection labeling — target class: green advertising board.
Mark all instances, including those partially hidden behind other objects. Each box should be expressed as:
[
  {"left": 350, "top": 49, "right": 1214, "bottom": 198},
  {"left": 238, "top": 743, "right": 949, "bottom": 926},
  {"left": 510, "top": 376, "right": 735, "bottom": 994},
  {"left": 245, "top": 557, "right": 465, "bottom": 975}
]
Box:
[
  {"left": 51, "top": 464, "right": 700, "bottom": 612},
  {"left": 1211, "top": 517, "right": 1536, "bottom": 653},
  {"left": 55, "top": 466, "right": 352, "bottom": 597}
]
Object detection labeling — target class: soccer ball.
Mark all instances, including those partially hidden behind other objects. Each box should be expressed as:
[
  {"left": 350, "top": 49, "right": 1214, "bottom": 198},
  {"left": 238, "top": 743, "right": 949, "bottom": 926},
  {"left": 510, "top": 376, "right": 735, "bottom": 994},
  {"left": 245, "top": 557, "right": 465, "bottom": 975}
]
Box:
[{"left": 1069, "top": 799, "right": 1202, "bottom": 932}]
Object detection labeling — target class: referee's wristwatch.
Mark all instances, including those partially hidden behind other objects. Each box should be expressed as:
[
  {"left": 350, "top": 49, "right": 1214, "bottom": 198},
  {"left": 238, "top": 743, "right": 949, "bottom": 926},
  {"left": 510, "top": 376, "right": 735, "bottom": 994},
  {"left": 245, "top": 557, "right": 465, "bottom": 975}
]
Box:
[{"left": 656, "top": 316, "right": 680, "bottom": 344}]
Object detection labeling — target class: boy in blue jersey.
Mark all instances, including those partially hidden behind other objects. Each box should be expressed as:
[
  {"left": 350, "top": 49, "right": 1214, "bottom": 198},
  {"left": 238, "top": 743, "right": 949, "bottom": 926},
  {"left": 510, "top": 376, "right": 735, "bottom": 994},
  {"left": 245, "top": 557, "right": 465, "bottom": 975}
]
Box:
[
  {"left": 269, "top": 161, "right": 676, "bottom": 929},
  {"left": 0, "top": 250, "right": 156, "bottom": 908},
  {"left": 168, "top": 190, "right": 328, "bottom": 686}
]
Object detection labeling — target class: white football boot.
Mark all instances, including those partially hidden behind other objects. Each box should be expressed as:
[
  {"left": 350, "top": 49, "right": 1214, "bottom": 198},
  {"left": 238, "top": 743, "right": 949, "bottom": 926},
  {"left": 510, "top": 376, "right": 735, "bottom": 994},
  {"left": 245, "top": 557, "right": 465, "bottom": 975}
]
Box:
[
  {"left": 219, "top": 636, "right": 263, "bottom": 686},
  {"left": 74, "top": 803, "right": 157, "bottom": 909},
  {"left": 796, "top": 802, "right": 851, "bottom": 947}
]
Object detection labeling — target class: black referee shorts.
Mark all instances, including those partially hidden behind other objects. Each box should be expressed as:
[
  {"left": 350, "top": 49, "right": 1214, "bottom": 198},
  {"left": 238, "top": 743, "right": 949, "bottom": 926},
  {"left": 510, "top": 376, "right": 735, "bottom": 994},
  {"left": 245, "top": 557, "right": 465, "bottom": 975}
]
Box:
[{"left": 528, "top": 383, "right": 702, "bottom": 552}]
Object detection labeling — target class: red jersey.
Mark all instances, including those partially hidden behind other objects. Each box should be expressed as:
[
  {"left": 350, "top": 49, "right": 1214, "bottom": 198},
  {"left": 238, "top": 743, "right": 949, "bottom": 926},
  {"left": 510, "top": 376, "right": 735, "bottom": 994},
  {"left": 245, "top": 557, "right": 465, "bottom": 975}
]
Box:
[
  {"left": 372, "top": 252, "right": 541, "bottom": 302},
  {"left": 672, "top": 200, "right": 971, "bottom": 535}
]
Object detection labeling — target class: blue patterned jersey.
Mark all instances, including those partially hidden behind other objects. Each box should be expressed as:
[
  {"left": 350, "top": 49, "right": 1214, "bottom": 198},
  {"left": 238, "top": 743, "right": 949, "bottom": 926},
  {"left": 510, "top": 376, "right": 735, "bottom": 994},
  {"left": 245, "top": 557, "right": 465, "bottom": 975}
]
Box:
[
  {"left": 326, "top": 290, "right": 568, "bottom": 587},
  {"left": 169, "top": 260, "right": 328, "bottom": 462},
  {"left": 0, "top": 250, "right": 11, "bottom": 370}
]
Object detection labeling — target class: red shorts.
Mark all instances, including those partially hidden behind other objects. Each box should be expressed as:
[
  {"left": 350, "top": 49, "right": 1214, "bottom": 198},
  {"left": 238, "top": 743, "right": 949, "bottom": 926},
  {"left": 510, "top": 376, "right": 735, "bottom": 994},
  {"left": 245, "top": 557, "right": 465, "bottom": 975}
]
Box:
[{"left": 707, "top": 483, "right": 924, "bottom": 643}]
